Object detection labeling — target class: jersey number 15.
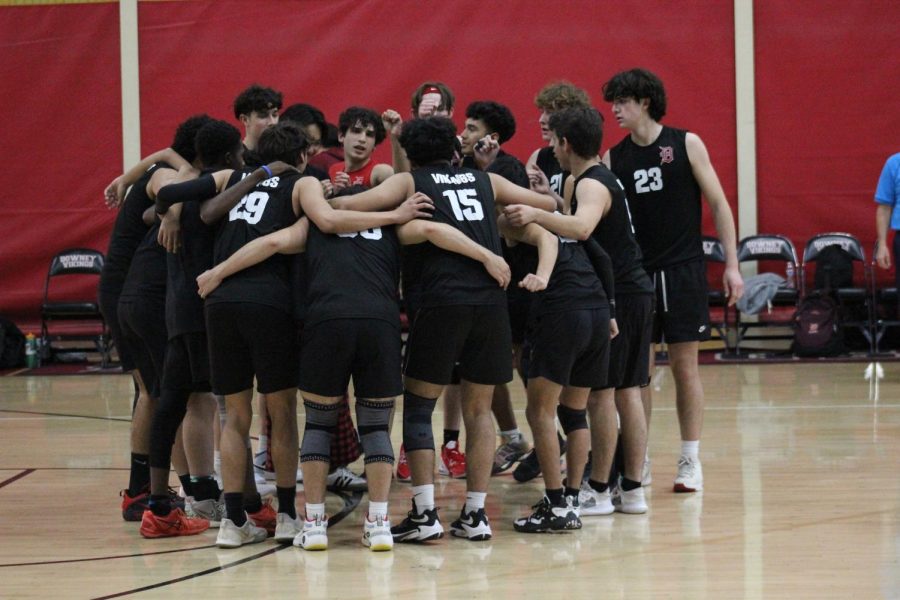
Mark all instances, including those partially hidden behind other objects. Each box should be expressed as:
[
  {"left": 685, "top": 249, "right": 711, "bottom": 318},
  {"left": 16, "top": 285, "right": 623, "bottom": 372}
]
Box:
[{"left": 443, "top": 189, "right": 484, "bottom": 221}]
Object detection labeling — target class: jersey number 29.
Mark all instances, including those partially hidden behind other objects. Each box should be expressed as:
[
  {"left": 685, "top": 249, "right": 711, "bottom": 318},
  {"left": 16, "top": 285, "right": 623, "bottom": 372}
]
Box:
[
  {"left": 443, "top": 189, "right": 483, "bottom": 221},
  {"left": 229, "top": 191, "right": 269, "bottom": 225}
]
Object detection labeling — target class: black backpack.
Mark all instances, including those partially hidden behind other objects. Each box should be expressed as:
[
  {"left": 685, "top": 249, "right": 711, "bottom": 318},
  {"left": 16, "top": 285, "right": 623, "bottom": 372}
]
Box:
[
  {"left": 0, "top": 316, "right": 25, "bottom": 368},
  {"left": 813, "top": 245, "right": 854, "bottom": 291},
  {"left": 792, "top": 292, "right": 844, "bottom": 357}
]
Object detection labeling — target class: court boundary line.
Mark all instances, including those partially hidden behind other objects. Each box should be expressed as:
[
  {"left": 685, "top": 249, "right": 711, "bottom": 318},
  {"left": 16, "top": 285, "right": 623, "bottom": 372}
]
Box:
[
  {"left": 0, "top": 409, "right": 131, "bottom": 422},
  {"left": 0, "top": 469, "right": 34, "bottom": 490},
  {"left": 89, "top": 490, "right": 363, "bottom": 599}
]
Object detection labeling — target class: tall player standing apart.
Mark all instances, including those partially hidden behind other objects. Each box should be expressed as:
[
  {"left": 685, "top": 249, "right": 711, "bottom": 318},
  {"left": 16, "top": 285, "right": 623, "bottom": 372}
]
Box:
[{"left": 601, "top": 69, "right": 743, "bottom": 492}]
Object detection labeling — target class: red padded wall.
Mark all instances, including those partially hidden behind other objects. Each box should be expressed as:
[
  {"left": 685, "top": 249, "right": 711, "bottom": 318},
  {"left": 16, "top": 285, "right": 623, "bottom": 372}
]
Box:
[
  {"left": 4, "top": 0, "right": 895, "bottom": 319},
  {"left": 755, "top": 0, "right": 900, "bottom": 283},
  {"left": 0, "top": 3, "right": 121, "bottom": 320}
]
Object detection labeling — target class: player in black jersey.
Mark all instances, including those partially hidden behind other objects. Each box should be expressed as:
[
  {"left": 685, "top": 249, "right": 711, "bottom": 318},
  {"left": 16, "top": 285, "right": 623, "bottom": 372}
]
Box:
[
  {"left": 458, "top": 99, "right": 540, "bottom": 479},
  {"left": 130, "top": 118, "right": 253, "bottom": 539},
  {"left": 331, "top": 116, "right": 555, "bottom": 542},
  {"left": 102, "top": 123, "right": 194, "bottom": 521},
  {"left": 602, "top": 68, "right": 744, "bottom": 493},
  {"left": 519, "top": 107, "right": 654, "bottom": 515},
  {"left": 525, "top": 81, "right": 592, "bottom": 209},
  {"left": 233, "top": 83, "right": 282, "bottom": 167},
  {"left": 503, "top": 214, "right": 613, "bottom": 533}
]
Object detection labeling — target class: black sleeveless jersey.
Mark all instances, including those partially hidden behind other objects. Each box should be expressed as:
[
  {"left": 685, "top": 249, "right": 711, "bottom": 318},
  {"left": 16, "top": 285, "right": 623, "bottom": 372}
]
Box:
[
  {"left": 206, "top": 169, "right": 301, "bottom": 314},
  {"left": 120, "top": 223, "right": 166, "bottom": 301},
  {"left": 536, "top": 146, "right": 568, "bottom": 197},
  {"left": 573, "top": 164, "right": 653, "bottom": 295},
  {"left": 411, "top": 166, "right": 505, "bottom": 307},
  {"left": 533, "top": 235, "right": 607, "bottom": 316},
  {"left": 99, "top": 162, "right": 170, "bottom": 295},
  {"left": 165, "top": 200, "right": 215, "bottom": 338},
  {"left": 304, "top": 223, "right": 401, "bottom": 328},
  {"left": 608, "top": 126, "right": 702, "bottom": 271}
]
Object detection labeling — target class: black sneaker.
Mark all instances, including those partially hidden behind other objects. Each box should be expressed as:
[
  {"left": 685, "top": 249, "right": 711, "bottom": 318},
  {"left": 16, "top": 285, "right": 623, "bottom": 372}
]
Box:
[
  {"left": 513, "top": 434, "right": 567, "bottom": 483},
  {"left": 390, "top": 500, "right": 444, "bottom": 543},
  {"left": 513, "top": 496, "right": 581, "bottom": 533},
  {"left": 449, "top": 507, "right": 492, "bottom": 541}
]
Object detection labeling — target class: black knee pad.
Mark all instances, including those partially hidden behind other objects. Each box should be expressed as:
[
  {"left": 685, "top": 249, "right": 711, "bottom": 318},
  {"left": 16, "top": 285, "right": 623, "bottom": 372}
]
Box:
[
  {"left": 149, "top": 388, "right": 190, "bottom": 469},
  {"left": 402, "top": 391, "right": 438, "bottom": 452},
  {"left": 557, "top": 404, "right": 588, "bottom": 435},
  {"left": 300, "top": 398, "right": 340, "bottom": 463},
  {"left": 356, "top": 398, "right": 394, "bottom": 465}
]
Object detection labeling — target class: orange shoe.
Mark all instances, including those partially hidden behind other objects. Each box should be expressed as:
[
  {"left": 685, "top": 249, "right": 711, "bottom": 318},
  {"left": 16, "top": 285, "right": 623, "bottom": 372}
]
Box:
[
  {"left": 247, "top": 500, "right": 277, "bottom": 536},
  {"left": 439, "top": 441, "right": 467, "bottom": 479},
  {"left": 121, "top": 488, "right": 149, "bottom": 522},
  {"left": 396, "top": 445, "right": 411, "bottom": 482},
  {"left": 140, "top": 508, "right": 209, "bottom": 538}
]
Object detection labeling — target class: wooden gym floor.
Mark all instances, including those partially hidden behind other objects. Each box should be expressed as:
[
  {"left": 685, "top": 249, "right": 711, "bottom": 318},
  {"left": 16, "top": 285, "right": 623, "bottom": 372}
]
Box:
[{"left": 1, "top": 362, "right": 899, "bottom": 599}]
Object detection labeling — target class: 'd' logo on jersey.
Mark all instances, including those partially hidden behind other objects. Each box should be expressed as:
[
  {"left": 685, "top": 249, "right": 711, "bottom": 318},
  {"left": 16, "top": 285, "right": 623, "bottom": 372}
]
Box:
[{"left": 659, "top": 146, "right": 674, "bottom": 165}]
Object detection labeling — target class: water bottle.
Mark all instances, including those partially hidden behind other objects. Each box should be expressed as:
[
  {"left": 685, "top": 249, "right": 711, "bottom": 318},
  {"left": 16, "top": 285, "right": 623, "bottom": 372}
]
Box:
[
  {"left": 25, "top": 333, "right": 37, "bottom": 368},
  {"left": 785, "top": 263, "right": 795, "bottom": 289}
]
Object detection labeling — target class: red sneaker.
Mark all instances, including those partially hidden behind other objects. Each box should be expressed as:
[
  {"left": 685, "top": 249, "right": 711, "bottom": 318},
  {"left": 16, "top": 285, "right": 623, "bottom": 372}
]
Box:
[
  {"left": 248, "top": 500, "right": 277, "bottom": 536},
  {"left": 396, "top": 444, "right": 411, "bottom": 482},
  {"left": 439, "top": 441, "right": 467, "bottom": 479},
  {"left": 140, "top": 508, "right": 209, "bottom": 538},
  {"left": 120, "top": 488, "right": 149, "bottom": 522}
]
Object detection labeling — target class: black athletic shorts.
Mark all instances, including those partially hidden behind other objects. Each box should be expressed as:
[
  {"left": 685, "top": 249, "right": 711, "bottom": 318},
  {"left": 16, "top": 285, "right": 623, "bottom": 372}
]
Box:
[
  {"left": 100, "top": 290, "right": 135, "bottom": 372},
  {"left": 600, "top": 293, "right": 654, "bottom": 390},
  {"left": 117, "top": 298, "right": 167, "bottom": 398},
  {"left": 507, "top": 291, "right": 532, "bottom": 346},
  {"left": 405, "top": 304, "right": 512, "bottom": 386},
  {"left": 299, "top": 318, "right": 402, "bottom": 398},
  {"left": 206, "top": 302, "right": 298, "bottom": 395},
  {"left": 528, "top": 307, "right": 610, "bottom": 389},
  {"left": 161, "top": 332, "right": 211, "bottom": 393},
  {"left": 650, "top": 259, "right": 711, "bottom": 344}
]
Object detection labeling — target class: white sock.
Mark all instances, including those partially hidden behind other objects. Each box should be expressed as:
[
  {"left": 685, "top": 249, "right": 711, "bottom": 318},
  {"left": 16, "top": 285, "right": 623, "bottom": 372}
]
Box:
[
  {"left": 368, "top": 501, "right": 388, "bottom": 521},
  {"left": 411, "top": 484, "right": 435, "bottom": 511},
  {"left": 258, "top": 434, "right": 269, "bottom": 454},
  {"left": 214, "top": 450, "right": 221, "bottom": 471},
  {"left": 500, "top": 428, "right": 521, "bottom": 441},
  {"left": 465, "top": 491, "right": 486, "bottom": 513},
  {"left": 305, "top": 503, "right": 326, "bottom": 520},
  {"left": 681, "top": 440, "right": 700, "bottom": 459}
]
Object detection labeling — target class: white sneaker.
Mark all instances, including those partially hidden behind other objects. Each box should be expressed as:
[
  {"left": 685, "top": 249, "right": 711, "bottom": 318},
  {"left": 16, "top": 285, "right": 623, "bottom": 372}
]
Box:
[
  {"left": 326, "top": 466, "right": 367, "bottom": 491},
  {"left": 253, "top": 450, "right": 276, "bottom": 480},
  {"left": 294, "top": 515, "right": 329, "bottom": 550},
  {"left": 186, "top": 496, "right": 226, "bottom": 527},
  {"left": 216, "top": 516, "right": 268, "bottom": 548},
  {"left": 274, "top": 513, "right": 303, "bottom": 544},
  {"left": 613, "top": 486, "right": 648, "bottom": 514},
  {"left": 578, "top": 481, "right": 614, "bottom": 516},
  {"left": 673, "top": 456, "right": 703, "bottom": 493},
  {"left": 362, "top": 515, "right": 394, "bottom": 551},
  {"left": 641, "top": 457, "right": 652, "bottom": 486},
  {"left": 253, "top": 474, "right": 276, "bottom": 498}
]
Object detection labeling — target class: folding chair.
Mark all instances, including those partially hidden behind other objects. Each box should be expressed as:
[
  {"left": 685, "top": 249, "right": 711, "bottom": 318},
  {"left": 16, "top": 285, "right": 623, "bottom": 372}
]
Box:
[
  {"left": 701, "top": 236, "right": 732, "bottom": 352},
  {"left": 801, "top": 233, "right": 875, "bottom": 355},
  {"left": 40, "top": 248, "right": 112, "bottom": 366},
  {"left": 732, "top": 234, "right": 800, "bottom": 355}
]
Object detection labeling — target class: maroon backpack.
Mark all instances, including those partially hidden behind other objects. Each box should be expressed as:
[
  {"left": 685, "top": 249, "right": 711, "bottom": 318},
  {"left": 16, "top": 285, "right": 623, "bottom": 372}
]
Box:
[{"left": 792, "top": 292, "right": 844, "bottom": 357}]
